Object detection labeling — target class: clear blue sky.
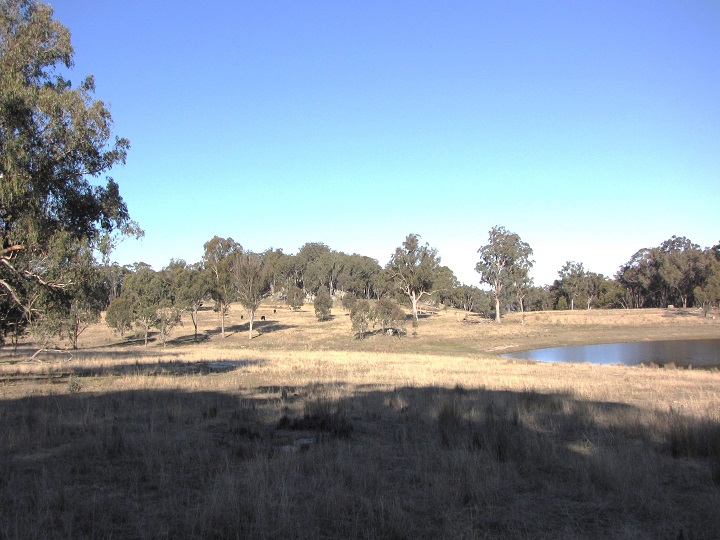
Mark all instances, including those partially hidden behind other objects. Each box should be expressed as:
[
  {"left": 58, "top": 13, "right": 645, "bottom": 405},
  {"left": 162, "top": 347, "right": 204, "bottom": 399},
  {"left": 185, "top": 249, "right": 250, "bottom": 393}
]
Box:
[{"left": 49, "top": 0, "right": 720, "bottom": 286}]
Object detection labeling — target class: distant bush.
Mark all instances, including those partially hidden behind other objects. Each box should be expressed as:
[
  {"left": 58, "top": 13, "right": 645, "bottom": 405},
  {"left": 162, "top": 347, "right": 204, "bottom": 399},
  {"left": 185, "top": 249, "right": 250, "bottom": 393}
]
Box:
[
  {"left": 286, "top": 286, "right": 305, "bottom": 310},
  {"left": 341, "top": 292, "right": 357, "bottom": 311},
  {"left": 350, "top": 299, "right": 372, "bottom": 338},
  {"left": 372, "top": 298, "right": 405, "bottom": 333},
  {"left": 105, "top": 297, "right": 133, "bottom": 337},
  {"left": 314, "top": 287, "right": 333, "bottom": 321}
]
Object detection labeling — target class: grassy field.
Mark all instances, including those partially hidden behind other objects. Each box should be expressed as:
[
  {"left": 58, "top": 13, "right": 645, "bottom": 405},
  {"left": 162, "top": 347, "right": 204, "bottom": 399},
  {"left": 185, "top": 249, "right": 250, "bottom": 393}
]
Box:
[{"left": 1, "top": 304, "right": 719, "bottom": 538}]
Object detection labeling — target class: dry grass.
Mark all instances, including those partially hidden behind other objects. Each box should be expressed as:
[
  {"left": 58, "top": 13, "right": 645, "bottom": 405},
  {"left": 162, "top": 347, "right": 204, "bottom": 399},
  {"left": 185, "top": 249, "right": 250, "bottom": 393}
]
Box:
[{"left": 1, "top": 305, "right": 719, "bottom": 538}]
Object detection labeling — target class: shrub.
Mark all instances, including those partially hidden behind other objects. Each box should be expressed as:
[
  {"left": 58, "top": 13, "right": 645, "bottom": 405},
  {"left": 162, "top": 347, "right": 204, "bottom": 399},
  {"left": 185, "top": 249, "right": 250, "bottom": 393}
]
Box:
[
  {"left": 341, "top": 292, "right": 357, "bottom": 311},
  {"left": 350, "top": 299, "right": 372, "bottom": 338},
  {"left": 105, "top": 297, "right": 134, "bottom": 337},
  {"left": 372, "top": 298, "right": 406, "bottom": 333},
  {"left": 314, "top": 287, "right": 332, "bottom": 321},
  {"left": 286, "top": 285, "right": 304, "bottom": 310}
]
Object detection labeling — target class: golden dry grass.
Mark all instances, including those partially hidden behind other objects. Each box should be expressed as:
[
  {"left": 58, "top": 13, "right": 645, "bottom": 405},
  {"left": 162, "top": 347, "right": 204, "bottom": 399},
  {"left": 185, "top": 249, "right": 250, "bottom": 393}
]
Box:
[{"left": 1, "top": 304, "right": 719, "bottom": 538}]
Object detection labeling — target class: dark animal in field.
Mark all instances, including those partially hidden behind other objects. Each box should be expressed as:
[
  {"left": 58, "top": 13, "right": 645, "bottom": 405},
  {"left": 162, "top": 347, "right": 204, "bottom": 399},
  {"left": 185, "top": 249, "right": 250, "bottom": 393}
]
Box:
[
  {"left": 273, "top": 309, "right": 277, "bottom": 314},
  {"left": 241, "top": 315, "right": 244, "bottom": 320},
  {"left": 261, "top": 315, "right": 266, "bottom": 321}
]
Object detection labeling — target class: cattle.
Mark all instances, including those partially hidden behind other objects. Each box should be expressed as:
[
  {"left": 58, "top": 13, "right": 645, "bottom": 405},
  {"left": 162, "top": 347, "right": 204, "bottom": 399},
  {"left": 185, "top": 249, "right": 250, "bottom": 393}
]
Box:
[{"left": 261, "top": 315, "right": 266, "bottom": 321}]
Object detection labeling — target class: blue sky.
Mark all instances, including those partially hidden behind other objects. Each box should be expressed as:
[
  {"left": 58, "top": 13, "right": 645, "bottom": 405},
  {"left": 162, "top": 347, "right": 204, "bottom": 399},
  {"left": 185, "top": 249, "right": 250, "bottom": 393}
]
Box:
[{"left": 49, "top": 1, "right": 720, "bottom": 286}]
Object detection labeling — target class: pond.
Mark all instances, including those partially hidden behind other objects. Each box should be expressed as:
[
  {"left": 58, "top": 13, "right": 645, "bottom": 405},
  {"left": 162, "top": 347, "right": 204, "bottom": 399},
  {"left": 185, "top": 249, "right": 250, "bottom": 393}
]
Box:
[{"left": 502, "top": 339, "right": 720, "bottom": 368}]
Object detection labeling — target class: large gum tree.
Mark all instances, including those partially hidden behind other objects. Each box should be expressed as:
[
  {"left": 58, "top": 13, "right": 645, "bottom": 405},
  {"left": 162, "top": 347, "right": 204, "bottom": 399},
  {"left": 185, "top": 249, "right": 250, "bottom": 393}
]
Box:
[
  {"left": 1, "top": 0, "right": 136, "bottom": 341},
  {"left": 387, "top": 233, "right": 442, "bottom": 322},
  {"left": 476, "top": 226, "right": 533, "bottom": 322}
]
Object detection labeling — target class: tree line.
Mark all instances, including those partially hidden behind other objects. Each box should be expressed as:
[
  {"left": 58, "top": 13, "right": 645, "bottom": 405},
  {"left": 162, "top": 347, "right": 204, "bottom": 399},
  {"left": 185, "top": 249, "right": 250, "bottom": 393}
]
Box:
[{"left": 2, "top": 1, "right": 719, "bottom": 348}]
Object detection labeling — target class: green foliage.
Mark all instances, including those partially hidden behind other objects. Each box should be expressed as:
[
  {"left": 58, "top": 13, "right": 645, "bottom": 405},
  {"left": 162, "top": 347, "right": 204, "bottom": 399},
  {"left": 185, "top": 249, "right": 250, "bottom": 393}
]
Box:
[
  {"left": 693, "top": 260, "right": 720, "bottom": 316},
  {"left": 171, "top": 261, "right": 210, "bottom": 342},
  {"left": 105, "top": 296, "right": 134, "bottom": 337},
  {"left": 296, "top": 242, "right": 332, "bottom": 294},
  {"left": 155, "top": 304, "right": 181, "bottom": 347},
  {"left": 350, "top": 299, "right": 372, "bottom": 338},
  {"left": 558, "top": 261, "right": 587, "bottom": 310},
  {"left": 556, "top": 296, "right": 569, "bottom": 310},
  {"left": 372, "top": 298, "right": 406, "bottom": 332},
  {"left": 314, "top": 287, "right": 333, "bottom": 321},
  {"left": 286, "top": 285, "right": 305, "bottom": 310},
  {"left": 617, "top": 237, "right": 715, "bottom": 309},
  {"left": 24, "top": 232, "right": 105, "bottom": 349},
  {"left": 0, "top": 0, "right": 136, "bottom": 337},
  {"left": 203, "top": 236, "right": 241, "bottom": 338},
  {"left": 232, "top": 251, "right": 271, "bottom": 339},
  {"left": 337, "top": 254, "right": 381, "bottom": 299},
  {"left": 451, "top": 284, "right": 489, "bottom": 313},
  {"left": 121, "top": 267, "right": 165, "bottom": 346},
  {"left": 476, "top": 226, "right": 533, "bottom": 322},
  {"left": 341, "top": 292, "right": 357, "bottom": 311},
  {"left": 262, "top": 248, "right": 293, "bottom": 296},
  {"left": 387, "top": 234, "right": 442, "bottom": 321}
]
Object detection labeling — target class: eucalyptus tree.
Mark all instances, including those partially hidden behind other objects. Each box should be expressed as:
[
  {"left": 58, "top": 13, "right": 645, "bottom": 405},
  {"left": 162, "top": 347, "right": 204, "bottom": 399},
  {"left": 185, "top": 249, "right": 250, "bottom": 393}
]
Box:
[
  {"left": 583, "top": 271, "right": 606, "bottom": 309},
  {"left": 337, "top": 254, "right": 381, "bottom": 299},
  {"left": 295, "top": 242, "right": 331, "bottom": 293},
  {"left": 616, "top": 248, "right": 660, "bottom": 308},
  {"left": 60, "top": 240, "right": 105, "bottom": 349},
  {"left": 350, "top": 299, "right": 372, "bottom": 338},
  {"left": 171, "top": 261, "right": 210, "bottom": 342},
  {"left": 232, "top": 251, "right": 271, "bottom": 339},
  {"left": 262, "top": 248, "right": 292, "bottom": 297},
  {"left": 694, "top": 260, "right": 720, "bottom": 316},
  {"left": 313, "top": 286, "right": 333, "bottom": 321},
  {"left": 657, "top": 236, "right": 710, "bottom": 308},
  {"left": 105, "top": 296, "right": 134, "bottom": 337},
  {"left": 387, "top": 234, "right": 443, "bottom": 321},
  {"left": 122, "top": 268, "right": 162, "bottom": 346},
  {"left": 433, "top": 265, "right": 460, "bottom": 307},
  {"left": 453, "top": 284, "right": 488, "bottom": 313},
  {"left": 476, "top": 226, "right": 533, "bottom": 322},
  {"left": 0, "top": 0, "right": 138, "bottom": 340},
  {"left": 372, "top": 298, "right": 406, "bottom": 333},
  {"left": 617, "top": 237, "right": 713, "bottom": 308},
  {"left": 510, "top": 262, "right": 534, "bottom": 321},
  {"left": 286, "top": 285, "right": 304, "bottom": 310},
  {"left": 558, "top": 261, "right": 587, "bottom": 311},
  {"left": 203, "top": 236, "right": 241, "bottom": 338}
]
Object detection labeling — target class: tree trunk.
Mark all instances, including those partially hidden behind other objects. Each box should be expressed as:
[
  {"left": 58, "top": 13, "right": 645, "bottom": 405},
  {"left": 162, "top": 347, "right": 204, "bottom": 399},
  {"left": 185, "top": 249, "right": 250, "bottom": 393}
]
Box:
[
  {"left": 220, "top": 303, "right": 225, "bottom": 339},
  {"left": 410, "top": 292, "right": 419, "bottom": 321},
  {"left": 191, "top": 309, "right": 198, "bottom": 342},
  {"left": 495, "top": 297, "right": 501, "bottom": 322},
  {"left": 71, "top": 319, "right": 79, "bottom": 349},
  {"left": 248, "top": 309, "right": 254, "bottom": 339},
  {"left": 570, "top": 297, "right": 575, "bottom": 310}
]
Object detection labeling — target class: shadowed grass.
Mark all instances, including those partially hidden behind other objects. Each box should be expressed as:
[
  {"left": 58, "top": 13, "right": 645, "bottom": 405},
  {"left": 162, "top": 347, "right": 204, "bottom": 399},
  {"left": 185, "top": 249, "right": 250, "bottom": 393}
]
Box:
[
  {"left": 2, "top": 384, "right": 719, "bottom": 538},
  {"left": 1, "top": 307, "right": 719, "bottom": 537}
]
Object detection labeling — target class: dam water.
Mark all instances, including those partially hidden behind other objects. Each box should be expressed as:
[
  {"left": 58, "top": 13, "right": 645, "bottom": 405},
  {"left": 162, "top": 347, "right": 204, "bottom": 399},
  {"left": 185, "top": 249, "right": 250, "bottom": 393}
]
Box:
[{"left": 502, "top": 339, "right": 720, "bottom": 368}]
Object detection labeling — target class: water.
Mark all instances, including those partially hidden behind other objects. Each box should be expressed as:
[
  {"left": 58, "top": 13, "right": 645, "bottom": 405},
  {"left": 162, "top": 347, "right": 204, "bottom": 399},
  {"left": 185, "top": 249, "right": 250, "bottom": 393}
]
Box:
[{"left": 502, "top": 339, "right": 720, "bottom": 368}]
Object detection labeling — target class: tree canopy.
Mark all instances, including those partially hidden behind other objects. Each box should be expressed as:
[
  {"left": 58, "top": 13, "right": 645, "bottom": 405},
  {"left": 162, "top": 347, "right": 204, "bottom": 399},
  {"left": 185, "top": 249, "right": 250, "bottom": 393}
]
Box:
[
  {"left": 232, "top": 251, "right": 270, "bottom": 339},
  {"left": 476, "top": 226, "right": 533, "bottom": 322},
  {"left": 387, "top": 234, "right": 442, "bottom": 321},
  {"left": 1, "top": 0, "right": 136, "bottom": 342}
]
